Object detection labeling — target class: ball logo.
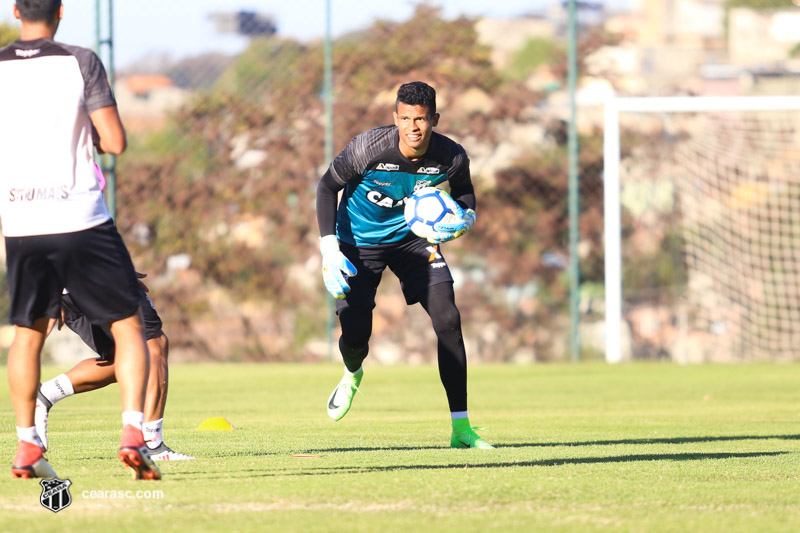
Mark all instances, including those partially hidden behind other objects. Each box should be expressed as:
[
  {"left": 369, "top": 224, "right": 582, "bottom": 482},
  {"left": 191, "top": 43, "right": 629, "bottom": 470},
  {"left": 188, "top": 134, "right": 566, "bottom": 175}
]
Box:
[
  {"left": 40, "top": 477, "right": 72, "bottom": 513},
  {"left": 404, "top": 187, "right": 459, "bottom": 240}
]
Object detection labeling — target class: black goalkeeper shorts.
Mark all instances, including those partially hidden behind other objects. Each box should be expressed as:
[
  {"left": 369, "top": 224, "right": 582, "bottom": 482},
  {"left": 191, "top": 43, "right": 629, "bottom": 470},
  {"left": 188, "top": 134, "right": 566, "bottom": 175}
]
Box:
[{"left": 335, "top": 237, "right": 454, "bottom": 312}]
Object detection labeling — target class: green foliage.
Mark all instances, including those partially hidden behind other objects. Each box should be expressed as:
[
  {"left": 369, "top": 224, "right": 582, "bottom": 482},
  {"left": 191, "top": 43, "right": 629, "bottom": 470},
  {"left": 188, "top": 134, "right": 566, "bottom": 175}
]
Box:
[
  {"left": 475, "top": 125, "right": 605, "bottom": 289},
  {"left": 0, "top": 20, "right": 20, "bottom": 47},
  {"left": 622, "top": 227, "right": 688, "bottom": 302},
  {"left": 725, "top": 0, "right": 795, "bottom": 8},
  {"left": 114, "top": 5, "right": 567, "bottom": 359},
  {"left": 213, "top": 37, "right": 322, "bottom": 111},
  {"left": 507, "top": 38, "right": 559, "bottom": 81}
]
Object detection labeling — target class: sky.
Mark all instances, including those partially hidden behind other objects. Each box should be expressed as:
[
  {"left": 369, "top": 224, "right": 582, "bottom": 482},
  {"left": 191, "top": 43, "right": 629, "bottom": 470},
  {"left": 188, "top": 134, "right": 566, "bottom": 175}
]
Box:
[{"left": 0, "top": 0, "right": 636, "bottom": 68}]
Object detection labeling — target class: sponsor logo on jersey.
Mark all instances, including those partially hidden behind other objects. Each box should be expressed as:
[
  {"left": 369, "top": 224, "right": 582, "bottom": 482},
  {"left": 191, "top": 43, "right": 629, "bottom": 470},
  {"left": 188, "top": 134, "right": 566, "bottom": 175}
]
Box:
[
  {"left": 413, "top": 180, "right": 432, "bottom": 191},
  {"left": 431, "top": 262, "right": 447, "bottom": 269},
  {"left": 15, "top": 48, "right": 41, "bottom": 58},
  {"left": 376, "top": 163, "right": 400, "bottom": 171},
  {"left": 372, "top": 179, "right": 392, "bottom": 186},
  {"left": 426, "top": 245, "right": 442, "bottom": 262},
  {"left": 366, "top": 190, "right": 405, "bottom": 208},
  {"left": 9, "top": 186, "right": 69, "bottom": 202},
  {"left": 417, "top": 167, "right": 441, "bottom": 175}
]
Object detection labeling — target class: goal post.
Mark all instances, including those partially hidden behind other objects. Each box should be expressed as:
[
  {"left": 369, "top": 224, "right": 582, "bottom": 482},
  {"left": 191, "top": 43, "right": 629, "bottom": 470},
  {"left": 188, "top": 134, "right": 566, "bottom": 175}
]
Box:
[{"left": 604, "top": 96, "right": 800, "bottom": 363}]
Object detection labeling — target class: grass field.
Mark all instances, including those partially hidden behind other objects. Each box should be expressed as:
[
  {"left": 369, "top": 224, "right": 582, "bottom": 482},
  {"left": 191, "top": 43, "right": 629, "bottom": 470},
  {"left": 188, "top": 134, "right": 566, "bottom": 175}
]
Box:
[{"left": 2, "top": 362, "right": 800, "bottom": 532}]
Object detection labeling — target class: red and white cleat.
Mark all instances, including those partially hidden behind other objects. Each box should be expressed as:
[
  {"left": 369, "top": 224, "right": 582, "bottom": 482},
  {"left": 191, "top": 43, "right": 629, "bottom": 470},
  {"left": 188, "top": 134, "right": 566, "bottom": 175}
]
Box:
[
  {"left": 11, "top": 440, "right": 57, "bottom": 479},
  {"left": 118, "top": 425, "right": 162, "bottom": 480}
]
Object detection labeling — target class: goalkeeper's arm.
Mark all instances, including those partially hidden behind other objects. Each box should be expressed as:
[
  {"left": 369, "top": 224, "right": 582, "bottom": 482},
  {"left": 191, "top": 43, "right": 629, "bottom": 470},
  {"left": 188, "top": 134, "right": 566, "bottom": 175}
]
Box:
[
  {"left": 449, "top": 180, "right": 476, "bottom": 212},
  {"left": 316, "top": 171, "right": 357, "bottom": 299},
  {"left": 316, "top": 170, "right": 342, "bottom": 237}
]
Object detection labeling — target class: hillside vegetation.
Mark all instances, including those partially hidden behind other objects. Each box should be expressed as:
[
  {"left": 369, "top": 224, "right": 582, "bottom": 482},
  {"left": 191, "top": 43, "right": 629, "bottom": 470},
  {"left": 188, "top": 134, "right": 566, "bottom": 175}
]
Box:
[{"left": 110, "top": 8, "right": 610, "bottom": 361}]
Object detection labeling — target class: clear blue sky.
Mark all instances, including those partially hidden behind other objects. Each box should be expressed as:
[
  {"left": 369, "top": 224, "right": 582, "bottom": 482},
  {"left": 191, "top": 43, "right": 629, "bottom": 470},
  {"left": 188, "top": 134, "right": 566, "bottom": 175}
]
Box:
[{"left": 1, "top": 0, "right": 636, "bottom": 68}]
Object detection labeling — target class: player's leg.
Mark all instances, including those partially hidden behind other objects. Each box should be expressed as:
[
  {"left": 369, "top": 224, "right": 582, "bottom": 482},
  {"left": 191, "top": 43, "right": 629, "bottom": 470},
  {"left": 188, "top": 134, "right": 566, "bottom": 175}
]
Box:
[
  {"left": 141, "top": 331, "right": 193, "bottom": 460},
  {"left": 419, "top": 282, "right": 491, "bottom": 449},
  {"left": 5, "top": 234, "right": 62, "bottom": 477},
  {"left": 37, "top": 293, "right": 117, "bottom": 450},
  {"left": 36, "top": 357, "right": 115, "bottom": 450},
  {"left": 392, "top": 239, "right": 493, "bottom": 449},
  {"left": 109, "top": 312, "right": 162, "bottom": 478},
  {"left": 327, "top": 306, "right": 371, "bottom": 421},
  {"left": 326, "top": 242, "right": 382, "bottom": 421},
  {"left": 143, "top": 333, "right": 168, "bottom": 441},
  {"left": 8, "top": 322, "right": 47, "bottom": 437},
  {"left": 419, "top": 282, "right": 467, "bottom": 412},
  {"left": 136, "top": 290, "right": 193, "bottom": 460},
  {"left": 338, "top": 307, "right": 372, "bottom": 372},
  {"left": 67, "top": 358, "right": 117, "bottom": 392},
  {"left": 60, "top": 220, "right": 160, "bottom": 479},
  {"left": 9, "top": 320, "right": 58, "bottom": 477},
  {"left": 107, "top": 314, "right": 147, "bottom": 421}
]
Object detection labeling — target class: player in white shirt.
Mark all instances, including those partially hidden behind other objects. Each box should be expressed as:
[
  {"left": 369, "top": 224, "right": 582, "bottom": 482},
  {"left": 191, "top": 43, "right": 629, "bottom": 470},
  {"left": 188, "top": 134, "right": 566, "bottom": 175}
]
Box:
[{"left": 0, "top": 0, "right": 159, "bottom": 480}]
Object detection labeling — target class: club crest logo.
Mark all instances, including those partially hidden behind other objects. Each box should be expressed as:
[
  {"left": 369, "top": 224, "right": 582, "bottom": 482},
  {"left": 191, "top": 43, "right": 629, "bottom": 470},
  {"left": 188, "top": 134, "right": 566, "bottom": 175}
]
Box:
[
  {"left": 40, "top": 478, "right": 72, "bottom": 513},
  {"left": 413, "top": 180, "right": 432, "bottom": 192}
]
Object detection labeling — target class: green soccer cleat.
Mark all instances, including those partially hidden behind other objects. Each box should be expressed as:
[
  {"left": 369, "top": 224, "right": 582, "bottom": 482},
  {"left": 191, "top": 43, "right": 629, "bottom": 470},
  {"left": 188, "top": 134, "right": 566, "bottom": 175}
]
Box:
[
  {"left": 327, "top": 368, "right": 363, "bottom": 421},
  {"left": 450, "top": 419, "right": 495, "bottom": 449}
]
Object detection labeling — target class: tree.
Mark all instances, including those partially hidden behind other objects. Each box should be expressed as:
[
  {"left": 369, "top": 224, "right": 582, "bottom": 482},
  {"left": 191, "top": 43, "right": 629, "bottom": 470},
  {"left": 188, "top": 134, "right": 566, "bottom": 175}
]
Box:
[{"left": 0, "top": 21, "right": 20, "bottom": 47}]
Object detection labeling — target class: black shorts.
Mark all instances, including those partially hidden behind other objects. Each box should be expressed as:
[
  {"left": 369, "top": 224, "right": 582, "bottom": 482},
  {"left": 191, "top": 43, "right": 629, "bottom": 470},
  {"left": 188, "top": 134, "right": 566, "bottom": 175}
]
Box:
[
  {"left": 5, "top": 219, "right": 142, "bottom": 328},
  {"left": 61, "top": 288, "right": 164, "bottom": 361},
  {"left": 336, "top": 237, "right": 454, "bottom": 312}
]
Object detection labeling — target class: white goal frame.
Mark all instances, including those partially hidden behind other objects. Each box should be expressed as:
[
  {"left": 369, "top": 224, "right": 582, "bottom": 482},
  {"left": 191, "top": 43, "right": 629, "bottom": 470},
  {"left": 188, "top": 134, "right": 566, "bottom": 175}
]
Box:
[{"left": 603, "top": 95, "right": 800, "bottom": 363}]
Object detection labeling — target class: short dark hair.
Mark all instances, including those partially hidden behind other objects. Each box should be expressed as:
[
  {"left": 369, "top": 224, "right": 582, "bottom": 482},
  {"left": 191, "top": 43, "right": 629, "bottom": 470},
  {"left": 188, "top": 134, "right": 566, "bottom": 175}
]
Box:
[
  {"left": 396, "top": 81, "right": 436, "bottom": 116},
  {"left": 16, "top": 0, "right": 61, "bottom": 22}
]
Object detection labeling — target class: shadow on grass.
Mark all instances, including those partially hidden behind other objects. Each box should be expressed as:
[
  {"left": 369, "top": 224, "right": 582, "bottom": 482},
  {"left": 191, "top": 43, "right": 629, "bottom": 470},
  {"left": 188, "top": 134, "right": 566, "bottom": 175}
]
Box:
[
  {"left": 510, "top": 434, "right": 800, "bottom": 448},
  {"left": 164, "top": 450, "right": 791, "bottom": 480},
  {"left": 312, "top": 450, "right": 790, "bottom": 474},
  {"left": 301, "top": 434, "right": 800, "bottom": 453}
]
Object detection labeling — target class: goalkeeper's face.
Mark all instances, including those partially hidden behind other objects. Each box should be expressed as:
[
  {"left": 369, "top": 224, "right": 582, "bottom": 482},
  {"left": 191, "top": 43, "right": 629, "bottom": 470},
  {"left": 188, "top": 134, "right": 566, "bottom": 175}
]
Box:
[{"left": 393, "top": 102, "right": 439, "bottom": 160}]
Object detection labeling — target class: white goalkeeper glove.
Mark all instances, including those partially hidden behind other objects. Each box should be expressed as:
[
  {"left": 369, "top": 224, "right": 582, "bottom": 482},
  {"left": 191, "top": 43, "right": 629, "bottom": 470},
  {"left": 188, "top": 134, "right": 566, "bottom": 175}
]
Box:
[
  {"left": 320, "top": 235, "right": 357, "bottom": 299},
  {"left": 427, "top": 207, "right": 476, "bottom": 244}
]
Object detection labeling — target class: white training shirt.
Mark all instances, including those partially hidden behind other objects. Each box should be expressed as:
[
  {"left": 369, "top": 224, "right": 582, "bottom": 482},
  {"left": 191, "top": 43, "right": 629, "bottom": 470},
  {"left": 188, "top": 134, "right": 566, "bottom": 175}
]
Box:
[{"left": 0, "top": 38, "right": 115, "bottom": 237}]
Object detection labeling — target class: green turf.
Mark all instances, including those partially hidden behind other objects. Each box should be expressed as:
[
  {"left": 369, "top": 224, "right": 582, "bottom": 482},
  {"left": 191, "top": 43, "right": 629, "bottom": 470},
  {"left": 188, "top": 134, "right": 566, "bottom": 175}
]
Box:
[{"left": 2, "top": 363, "right": 800, "bottom": 532}]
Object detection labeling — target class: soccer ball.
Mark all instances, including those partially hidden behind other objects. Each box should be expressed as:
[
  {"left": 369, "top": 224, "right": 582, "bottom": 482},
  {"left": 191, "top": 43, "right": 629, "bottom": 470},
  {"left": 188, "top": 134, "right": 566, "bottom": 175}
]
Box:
[{"left": 404, "top": 187, "right": 460, "bottom": 239}]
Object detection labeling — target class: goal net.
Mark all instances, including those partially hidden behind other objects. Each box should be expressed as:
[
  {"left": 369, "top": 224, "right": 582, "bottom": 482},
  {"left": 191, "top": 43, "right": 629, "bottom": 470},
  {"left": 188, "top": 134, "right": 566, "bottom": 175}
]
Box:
[{"left": 604, "top": 96, "right": 800, "bottom": 363}]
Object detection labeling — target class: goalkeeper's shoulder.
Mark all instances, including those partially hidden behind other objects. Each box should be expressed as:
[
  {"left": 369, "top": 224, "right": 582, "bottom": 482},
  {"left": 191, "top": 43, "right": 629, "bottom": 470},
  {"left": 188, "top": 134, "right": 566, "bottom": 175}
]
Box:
[{"left": 431, "top": 131, "right": 468, "bottom": 157}]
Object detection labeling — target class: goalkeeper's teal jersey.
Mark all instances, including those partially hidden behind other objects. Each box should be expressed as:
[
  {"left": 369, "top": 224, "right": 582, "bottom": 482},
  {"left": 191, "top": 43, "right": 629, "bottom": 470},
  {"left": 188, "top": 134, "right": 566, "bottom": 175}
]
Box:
[{"left": 328, "top": 126, "right": 471, "bottom": 246}]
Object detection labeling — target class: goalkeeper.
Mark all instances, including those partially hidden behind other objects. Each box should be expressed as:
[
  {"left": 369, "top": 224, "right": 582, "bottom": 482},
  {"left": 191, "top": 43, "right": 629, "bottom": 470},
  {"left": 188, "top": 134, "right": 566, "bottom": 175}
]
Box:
[{"left": 315, "top": 81, "right": 492, "bottom": 449}]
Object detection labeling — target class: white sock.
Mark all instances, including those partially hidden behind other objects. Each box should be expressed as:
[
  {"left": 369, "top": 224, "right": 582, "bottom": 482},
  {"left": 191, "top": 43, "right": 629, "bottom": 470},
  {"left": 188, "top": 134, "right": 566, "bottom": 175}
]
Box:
[
  {"left": 40, "top": 374, "right": 75, "bottom": 406},
  {"left": 143, "top": 418, "right": 164, "bottom": 449},
  {"left": 345, "top": 366, "right": 362, "bottom": 377},
  {"left": 451, "top": 411, "right": 469, "bottom": 420},
  {"left": 122, "top": 411, "right": 144, "bottom": 430},
  {"left": 17, "top": 426, "right": 43, "bottom": 448}
]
